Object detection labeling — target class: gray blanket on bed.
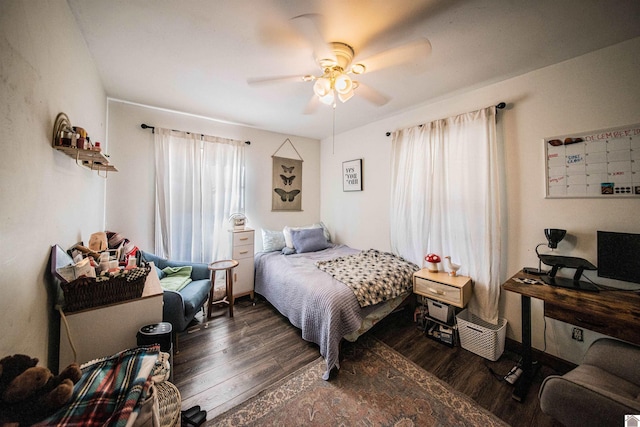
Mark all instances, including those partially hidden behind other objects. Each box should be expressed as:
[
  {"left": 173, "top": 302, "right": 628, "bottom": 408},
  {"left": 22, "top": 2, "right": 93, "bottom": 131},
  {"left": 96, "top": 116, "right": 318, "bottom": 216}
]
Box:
[
  {"left": 255, "top": 245, "right": 377, "bottom": 380},
  {"left": 315, "top": 249, "right": 419, "bottom": 308}
]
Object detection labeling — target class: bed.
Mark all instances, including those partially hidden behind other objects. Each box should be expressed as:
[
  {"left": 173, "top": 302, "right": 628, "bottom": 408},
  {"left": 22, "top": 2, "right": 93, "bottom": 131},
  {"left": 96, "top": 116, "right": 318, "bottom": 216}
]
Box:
[{"left": 254, "top": 242, "right": 419, "bottom": 380}]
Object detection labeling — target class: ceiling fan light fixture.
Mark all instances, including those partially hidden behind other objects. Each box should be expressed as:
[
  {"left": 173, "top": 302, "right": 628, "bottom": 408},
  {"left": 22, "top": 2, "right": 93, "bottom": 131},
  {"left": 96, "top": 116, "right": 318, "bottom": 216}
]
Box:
[
  {"left": 313, "top": 77, "right": 332, "bottom": 97},
  {"left": 334, "top": 73, "right": 353, "bottom": 94},
  {"left": 318, "top": 58, "right": 338, "bottom": 68},
  {"left": 338, "top": 88, "right": 354, "bottom": 103},
  {"left": 319, "top": 91, "right": 335, "bottom": 105},
  {"left": 351, "top": 63, "right": 366, "bottom": 75}
]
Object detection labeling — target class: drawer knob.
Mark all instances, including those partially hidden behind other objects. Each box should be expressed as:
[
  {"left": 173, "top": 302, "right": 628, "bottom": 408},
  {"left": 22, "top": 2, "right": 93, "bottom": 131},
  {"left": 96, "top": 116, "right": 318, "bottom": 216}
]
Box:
[
  {"left": 239, "top": 237, "right": 249, "bottom": 241},
  {"left": 239, "top": 250, "right": 249, "bottom": 255},
  {"left": 428, "top": 287, "right": 445, "bottom": 295}
]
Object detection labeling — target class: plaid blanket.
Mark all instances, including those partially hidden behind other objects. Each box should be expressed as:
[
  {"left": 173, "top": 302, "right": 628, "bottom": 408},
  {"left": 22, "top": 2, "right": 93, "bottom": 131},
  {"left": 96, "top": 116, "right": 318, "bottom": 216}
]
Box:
[
  {"left": 34, "top": 345, "right": 160, "bottom": 426},
  {"left": 316, "top": 249, "right": 419, "bottom": 308}
]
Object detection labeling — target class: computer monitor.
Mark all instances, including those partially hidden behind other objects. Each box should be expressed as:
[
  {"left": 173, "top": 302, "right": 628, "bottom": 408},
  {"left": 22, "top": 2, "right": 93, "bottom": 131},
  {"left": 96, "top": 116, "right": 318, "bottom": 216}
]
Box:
[{"left": 597, "top": 231, "right": 640, "bottom": 285}]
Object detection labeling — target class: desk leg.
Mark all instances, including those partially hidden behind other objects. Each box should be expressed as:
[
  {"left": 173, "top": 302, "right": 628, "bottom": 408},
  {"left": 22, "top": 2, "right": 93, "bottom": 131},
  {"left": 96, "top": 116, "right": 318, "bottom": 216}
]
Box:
[{"left": 512, "top": 294, "right": 538, "bottom": 402}]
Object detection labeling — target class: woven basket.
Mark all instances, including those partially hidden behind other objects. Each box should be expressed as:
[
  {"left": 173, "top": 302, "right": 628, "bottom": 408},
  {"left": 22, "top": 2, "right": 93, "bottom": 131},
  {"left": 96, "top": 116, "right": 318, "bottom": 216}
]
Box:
[
  {"left": 61, "top": 264, "right": 150, "bottom": 312},
  {"left": 155, "top": 381, "right": 181, "bottom": 427},
  {"left": 456, "top": 309, "right": 507, "bottom": 361}
]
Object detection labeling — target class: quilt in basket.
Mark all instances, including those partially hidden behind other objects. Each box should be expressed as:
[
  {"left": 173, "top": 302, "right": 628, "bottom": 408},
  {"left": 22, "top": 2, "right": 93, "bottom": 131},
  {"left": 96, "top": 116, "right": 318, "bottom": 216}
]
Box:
[
  {"left": 35, "top": 346, "right": 160, "bottom": 426},
  {"left": 316, "top": 249, "right": 420, "bottom": 307}
]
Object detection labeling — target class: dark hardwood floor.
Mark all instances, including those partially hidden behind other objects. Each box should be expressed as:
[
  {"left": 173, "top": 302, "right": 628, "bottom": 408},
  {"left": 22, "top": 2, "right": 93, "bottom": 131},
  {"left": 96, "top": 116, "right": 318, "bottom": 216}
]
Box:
[{"left": 173, "top": 297, "right": 563, "bottom": 426}]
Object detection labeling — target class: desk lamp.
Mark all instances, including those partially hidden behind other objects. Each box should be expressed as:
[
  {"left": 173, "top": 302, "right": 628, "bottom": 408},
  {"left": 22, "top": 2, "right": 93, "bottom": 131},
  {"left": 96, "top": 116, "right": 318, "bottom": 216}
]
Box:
[{"left": 523, "top": 228, "right": 566, "bottom": 275}]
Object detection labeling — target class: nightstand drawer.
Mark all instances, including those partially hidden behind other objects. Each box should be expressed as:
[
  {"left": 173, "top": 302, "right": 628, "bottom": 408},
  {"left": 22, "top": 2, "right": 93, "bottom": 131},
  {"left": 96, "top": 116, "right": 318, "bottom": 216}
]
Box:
[
  {"left": 414, "top": 277, "right": 462, "bottom": 305},
  {"left": 232, "top": 245, "right": 254, "bottom": 260},
  {"left": 413, "top": 270, "right": 472, "bottom": 308},
  {"left": 233, "top": 231, "right": 254, "bottom": 247}
]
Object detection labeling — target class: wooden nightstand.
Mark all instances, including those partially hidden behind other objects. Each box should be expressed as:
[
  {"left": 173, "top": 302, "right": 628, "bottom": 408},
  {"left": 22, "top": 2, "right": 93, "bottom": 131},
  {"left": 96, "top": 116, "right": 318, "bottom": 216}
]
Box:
[
  {"left": 413, "top": 269, "right": 472, "bottom": 308},
  {"left": 413, "top": 269, "right": 472, "bottom": 346}
]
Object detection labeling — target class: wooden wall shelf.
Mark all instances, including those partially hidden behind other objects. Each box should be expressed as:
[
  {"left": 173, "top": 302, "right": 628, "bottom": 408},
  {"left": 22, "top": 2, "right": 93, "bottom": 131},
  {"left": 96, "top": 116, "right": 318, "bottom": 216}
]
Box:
[
  {"left": 54, "top": 146, "right": 118, "bottom": 174},
  {"left": 52, "top": 112, "right": 117, "bottom": 176}
]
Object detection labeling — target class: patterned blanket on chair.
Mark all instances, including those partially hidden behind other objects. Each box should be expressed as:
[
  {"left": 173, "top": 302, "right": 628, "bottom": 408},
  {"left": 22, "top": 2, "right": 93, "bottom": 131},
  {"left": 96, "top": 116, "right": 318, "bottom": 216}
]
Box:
[
  {"left": 316, "top": 249, "right": 419, "bottom": 308},
  {"left": 35, "top": 346, "right": 160, "bottom": 427}
]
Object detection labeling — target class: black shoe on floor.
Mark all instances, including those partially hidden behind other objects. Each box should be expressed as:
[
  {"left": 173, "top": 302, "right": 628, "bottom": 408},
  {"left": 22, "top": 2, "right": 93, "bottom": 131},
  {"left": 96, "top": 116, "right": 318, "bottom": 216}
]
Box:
[{"left": 181, "top": 407, "right": 206, "bottom": 427}]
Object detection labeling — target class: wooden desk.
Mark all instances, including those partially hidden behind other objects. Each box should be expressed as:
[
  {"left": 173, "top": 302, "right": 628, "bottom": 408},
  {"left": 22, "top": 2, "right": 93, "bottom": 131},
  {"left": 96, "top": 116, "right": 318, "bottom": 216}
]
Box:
[{"left": 502, "top": 270, "right": 640, "bottom": 402}]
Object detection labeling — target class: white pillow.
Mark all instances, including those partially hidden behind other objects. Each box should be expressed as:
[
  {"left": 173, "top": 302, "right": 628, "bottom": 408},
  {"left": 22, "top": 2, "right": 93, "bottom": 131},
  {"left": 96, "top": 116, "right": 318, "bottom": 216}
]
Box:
[
  {"left": 261, "top": 229, "right": 286, "bottom": 252},
  {"left": 283, "top": 222, "right": 331, "bottom": 248}
]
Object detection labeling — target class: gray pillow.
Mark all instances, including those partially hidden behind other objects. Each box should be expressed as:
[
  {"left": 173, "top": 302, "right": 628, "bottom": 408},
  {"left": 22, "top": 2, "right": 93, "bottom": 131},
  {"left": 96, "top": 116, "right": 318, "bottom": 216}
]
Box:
[
  {"left": 262, "top": 229, "right": 286, "bottom": 252},
  {"left": 291, "top": 227, "right": 331, "bottom": 253}
]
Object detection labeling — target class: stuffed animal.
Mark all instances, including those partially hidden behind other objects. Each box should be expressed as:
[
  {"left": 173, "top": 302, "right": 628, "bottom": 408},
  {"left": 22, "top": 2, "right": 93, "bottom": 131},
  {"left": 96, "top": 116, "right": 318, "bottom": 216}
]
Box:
[{"left": 0, "top": 354, "right": 82, "bottom": 426}]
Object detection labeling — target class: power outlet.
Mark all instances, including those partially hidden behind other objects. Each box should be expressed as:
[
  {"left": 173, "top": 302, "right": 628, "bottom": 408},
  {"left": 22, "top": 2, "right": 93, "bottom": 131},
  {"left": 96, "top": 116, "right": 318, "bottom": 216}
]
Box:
[{"left": 572, "top": 327, "right": 584, "bottom": 342}]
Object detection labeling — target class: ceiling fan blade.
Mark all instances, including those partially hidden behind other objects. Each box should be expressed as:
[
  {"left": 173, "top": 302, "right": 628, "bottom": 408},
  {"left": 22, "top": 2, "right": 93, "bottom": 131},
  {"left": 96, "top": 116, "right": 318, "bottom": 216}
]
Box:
[
  {"left": 357, "top": 38, "right": 432, "bottom": 74},
  {"left": 290, "top": 13, "right": 336, "bottom": 64},
  {"left": 247, "top": 75, "right": 308, "bottom": 86},
  {"left": 356, "top": 82, "right": 390, "bottom": 106},
  {"left": 358, "top": 1, "right": 454, "bottom": 57},
  {"left": 303, "top": 94, "right": 320, "bottom": 115}
]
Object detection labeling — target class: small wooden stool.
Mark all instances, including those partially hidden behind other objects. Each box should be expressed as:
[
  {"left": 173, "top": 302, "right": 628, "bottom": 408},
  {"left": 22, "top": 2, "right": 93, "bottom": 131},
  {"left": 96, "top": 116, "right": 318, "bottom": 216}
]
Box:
[{"left": 207, "top": 259, "right": 239, "bottom": 319}]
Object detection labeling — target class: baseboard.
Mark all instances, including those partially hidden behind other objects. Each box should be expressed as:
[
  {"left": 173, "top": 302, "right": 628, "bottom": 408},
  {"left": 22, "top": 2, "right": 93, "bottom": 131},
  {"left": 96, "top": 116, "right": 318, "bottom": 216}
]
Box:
[{"left": 504, "top": 337, "right": 576, "bottom": 374}]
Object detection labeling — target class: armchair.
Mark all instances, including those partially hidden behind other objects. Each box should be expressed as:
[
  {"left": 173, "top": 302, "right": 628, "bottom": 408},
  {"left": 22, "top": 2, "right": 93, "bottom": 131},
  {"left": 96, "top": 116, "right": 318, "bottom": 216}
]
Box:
[
  {"left": 539, "top": 338, "right": 640, "bottom": 427},
  {"left": 140, "top": 251, "right": 211, "bottom": 333}
]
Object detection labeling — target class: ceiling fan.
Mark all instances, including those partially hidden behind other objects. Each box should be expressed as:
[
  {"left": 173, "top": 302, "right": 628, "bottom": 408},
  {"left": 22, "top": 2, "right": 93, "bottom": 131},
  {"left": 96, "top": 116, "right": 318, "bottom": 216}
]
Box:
[{"left": 248, "top": 14, "right": 432, "bottom": 114}]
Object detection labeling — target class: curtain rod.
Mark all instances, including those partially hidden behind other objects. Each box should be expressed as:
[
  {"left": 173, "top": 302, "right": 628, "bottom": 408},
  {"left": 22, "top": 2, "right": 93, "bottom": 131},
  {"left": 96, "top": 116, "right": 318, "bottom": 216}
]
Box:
[
  {"left": 384, "top": 102, "right": 507, "bottom": 137},
  {"left": 141, "top": 124, "right": 251, "bottom": 145}
]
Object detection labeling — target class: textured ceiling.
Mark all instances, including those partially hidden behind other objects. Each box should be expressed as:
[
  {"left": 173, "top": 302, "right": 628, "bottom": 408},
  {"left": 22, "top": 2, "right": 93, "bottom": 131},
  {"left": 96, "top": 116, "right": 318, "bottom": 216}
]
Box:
[{"left": 67, "top": 0, "right": 640, "bottom": 139}]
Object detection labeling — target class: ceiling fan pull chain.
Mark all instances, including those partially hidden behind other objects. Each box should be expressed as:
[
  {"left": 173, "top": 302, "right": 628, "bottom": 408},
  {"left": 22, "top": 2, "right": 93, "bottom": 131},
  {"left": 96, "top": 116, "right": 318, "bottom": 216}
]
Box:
[{"left": 332, "top": 104, "right": 336, "bottom": 155}]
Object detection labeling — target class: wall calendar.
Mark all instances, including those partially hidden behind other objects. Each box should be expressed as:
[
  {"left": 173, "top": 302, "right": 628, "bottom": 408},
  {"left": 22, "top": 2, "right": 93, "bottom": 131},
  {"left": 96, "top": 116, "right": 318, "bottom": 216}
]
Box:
[{"left": 545, "top": 123, "right": 640, "bottom": 198}]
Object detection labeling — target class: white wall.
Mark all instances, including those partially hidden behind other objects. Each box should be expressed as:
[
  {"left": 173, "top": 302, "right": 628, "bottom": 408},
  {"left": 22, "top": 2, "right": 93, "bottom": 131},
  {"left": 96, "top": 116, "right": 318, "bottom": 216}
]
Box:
[
  {"left": 105, "top": 100, "right": 321, "bottom": 255},
  {"left": 0, "top": 1, "right": 107, "bottom": 366},
  {"left": 321, "top": 37, "right": 640, "bottom": 364}
]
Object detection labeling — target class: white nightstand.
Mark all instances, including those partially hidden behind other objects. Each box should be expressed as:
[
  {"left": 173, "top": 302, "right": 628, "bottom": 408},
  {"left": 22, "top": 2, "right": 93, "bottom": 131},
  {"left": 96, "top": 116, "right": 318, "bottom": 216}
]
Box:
[{"left": 229, "top": 228, "right": 255, "bottom": 299}]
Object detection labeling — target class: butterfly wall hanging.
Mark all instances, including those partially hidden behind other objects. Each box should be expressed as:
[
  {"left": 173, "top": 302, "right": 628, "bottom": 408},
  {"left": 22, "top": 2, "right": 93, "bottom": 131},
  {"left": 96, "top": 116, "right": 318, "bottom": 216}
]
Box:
[
  {"left": 271, "top": 138, "right": 304, "bottom": 211},
  {"left": 272, "top": 156, "right": 302, "bottom": 211}
]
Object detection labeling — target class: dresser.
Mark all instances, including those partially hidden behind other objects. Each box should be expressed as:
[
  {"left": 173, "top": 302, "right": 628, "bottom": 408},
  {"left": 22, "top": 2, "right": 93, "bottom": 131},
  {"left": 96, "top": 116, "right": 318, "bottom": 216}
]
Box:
[{"left": 230, "top": 228, "right": 255, "bottom": 299}]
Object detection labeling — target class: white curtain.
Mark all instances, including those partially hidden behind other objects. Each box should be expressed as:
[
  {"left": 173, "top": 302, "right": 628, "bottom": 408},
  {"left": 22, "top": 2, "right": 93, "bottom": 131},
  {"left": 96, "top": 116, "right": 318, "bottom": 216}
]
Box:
[
  {"left": 390, "top": 107, "right": 502, "bottom": 324},
  {"left": 154, "top": 128, "right": 245, "bottom": 263}
]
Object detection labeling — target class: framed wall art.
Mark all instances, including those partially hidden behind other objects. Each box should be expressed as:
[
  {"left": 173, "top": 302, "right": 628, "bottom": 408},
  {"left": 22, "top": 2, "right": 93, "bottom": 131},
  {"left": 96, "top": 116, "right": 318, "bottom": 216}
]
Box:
[
  {"left": 545, "top": 123, "right": 640, "bottom": 198},
  {"left": 272, "top": 156, "right": 302, "bottom": 211},
  {"left": 271, "top": 138, "right": 304, "bottom": 211},
  {"left": 343, "top": 159, "right": 363, "bottom": 192}
]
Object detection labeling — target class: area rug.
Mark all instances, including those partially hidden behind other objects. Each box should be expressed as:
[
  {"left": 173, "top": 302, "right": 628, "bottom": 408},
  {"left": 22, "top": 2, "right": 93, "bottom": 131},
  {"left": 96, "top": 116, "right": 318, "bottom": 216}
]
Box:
[{"left": 210, "top": 335, "right": 508, "bottom": 426}]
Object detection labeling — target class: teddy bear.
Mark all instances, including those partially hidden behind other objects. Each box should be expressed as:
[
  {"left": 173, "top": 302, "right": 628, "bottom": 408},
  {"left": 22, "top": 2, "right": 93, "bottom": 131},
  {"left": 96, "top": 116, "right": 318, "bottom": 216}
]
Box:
[{"left": 0, "top": 354, "right": 82, "bottom": 426}]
